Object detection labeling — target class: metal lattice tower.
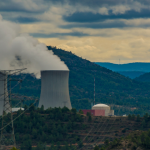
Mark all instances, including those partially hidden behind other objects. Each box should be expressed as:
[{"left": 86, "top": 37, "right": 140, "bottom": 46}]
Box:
[
  {"left": 94, "top": 77, "right": 95, "bottom": 105},
  {"left": 0, "top": 69, "right": 26, "bottom": 150},
  {"left": 91, "top": 77, "right": 95, "bottom": 108}
]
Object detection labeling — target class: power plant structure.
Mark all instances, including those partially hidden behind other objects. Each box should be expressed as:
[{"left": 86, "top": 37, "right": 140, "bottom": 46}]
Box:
[
  {"left": 82, "top": 104, "right": 114, "bottom": 116},
  {"left": 0, "top": 69, "right": 25, "bottom": 150},
  {"left": 0, "top": 72, "right": 11, "bottom": 116},
  {"left": 39, "top": 70, "right": 72, "bottom": 109},
  {"left": 0, "top": 71, "right": 16, "bottom": 150}
]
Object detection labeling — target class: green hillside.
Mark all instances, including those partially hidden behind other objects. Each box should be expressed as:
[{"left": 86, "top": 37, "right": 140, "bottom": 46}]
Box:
[
  {"left": 49, "top": 46, "right": 150, "bottom": 115},
  {"left": 135, "top": 72, "right": 150, "bottom": 83},
  {"left": 117, "top": 71, "right": 145, "bottom": 79},
  {"left": 11, "top": 46, "right": 150, "bottom": 116}
]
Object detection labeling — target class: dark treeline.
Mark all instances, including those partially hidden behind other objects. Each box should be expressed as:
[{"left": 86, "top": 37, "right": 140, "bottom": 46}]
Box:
[{"left": 3, "top": 106, "right": 84, "bottom": 150}]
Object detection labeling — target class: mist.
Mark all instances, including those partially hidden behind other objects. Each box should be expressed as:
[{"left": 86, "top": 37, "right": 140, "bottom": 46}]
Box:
[{"left": 0, "top": 15, "right": 68, "bottom": 78}]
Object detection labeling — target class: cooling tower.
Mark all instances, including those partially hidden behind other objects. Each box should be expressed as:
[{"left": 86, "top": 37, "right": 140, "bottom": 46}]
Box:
[
  {"left": 39, "top": 70, "right": 72, "bottom": 109},
  {"left": 0, "top": 72, "right": 11, "bottom": 116}
]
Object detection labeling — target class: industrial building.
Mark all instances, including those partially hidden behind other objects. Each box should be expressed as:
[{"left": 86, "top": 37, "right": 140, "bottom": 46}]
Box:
[
  {"left": 82, "top": 104, "right": 114, "bottom": 116},
  {"left": 39, "top": 70, "right": 72, "bottom": 109},
  {"left": 12, "top": 108, "right": 24, "bottom": 112}
]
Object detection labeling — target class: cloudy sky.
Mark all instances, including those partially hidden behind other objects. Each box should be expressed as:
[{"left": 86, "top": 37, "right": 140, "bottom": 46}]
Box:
[{"left": 1, "top": 0, "right": 150, "bottom": 63}]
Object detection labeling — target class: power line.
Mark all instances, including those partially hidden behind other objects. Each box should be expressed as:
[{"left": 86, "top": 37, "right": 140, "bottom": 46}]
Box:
[{"left": 0, "top": 69, "right": 26, "bottom": 150}]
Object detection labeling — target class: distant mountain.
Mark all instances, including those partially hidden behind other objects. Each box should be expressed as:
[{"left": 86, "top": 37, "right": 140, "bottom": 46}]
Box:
[
  {"left": 95, "top": 62, "right": 150, "bottom": 72},
  {"left": 117, "top": 71, "right": 145, "bottom": 79},
  {"left": 135, "top": 72, "right": 150, "bottom": 82},
  {"left": 95, "top": 62, "right": 150, "bottom": 79}
]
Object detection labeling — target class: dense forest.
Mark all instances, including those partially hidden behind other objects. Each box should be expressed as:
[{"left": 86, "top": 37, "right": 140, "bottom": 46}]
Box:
[
  {"left": 94, "top": 130, "right": 150, "bottom": 150},
  {"left": 95, "top": 113, "right": 150, "bottom": 150},
  {"left": 116, "top": 71, "right": 145, "bottom": 79},
  {"left": 3, "top": 107, "right": 150, "bottom": 150},
  {"left": 9, "top": 46, "right": 150, "bottom": 116},
  {"left": 97, "top": 129, "right": 150, "bottom": 150},
  {"left": 135, "top": 72, "right": 150, "bottom": 83}
]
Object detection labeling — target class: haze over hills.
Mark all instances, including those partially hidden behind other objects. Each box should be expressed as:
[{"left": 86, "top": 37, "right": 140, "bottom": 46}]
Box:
[
  {"left": 95, "top": 62, "right": 150, "bottom": 72},
  {"left": 12, "top": 46, "right": 150, "bottom": 116},
  {"left": 116, "top": 71, "right": 145, "bottom": 79},
  {"left": 95, "top": 62, "right": 150, "bottom": 79}
]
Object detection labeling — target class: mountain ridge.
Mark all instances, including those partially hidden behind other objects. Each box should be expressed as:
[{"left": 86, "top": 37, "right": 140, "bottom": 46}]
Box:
[
  {"left": 95, "top": 62, "right": 150, "bottom": 72},
  {"left": 11, "top": 46, "right": 150, "bottom": 116}
]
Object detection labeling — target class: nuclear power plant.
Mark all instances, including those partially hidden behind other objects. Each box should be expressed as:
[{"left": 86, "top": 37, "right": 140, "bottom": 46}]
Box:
[
  {"left": 0, "top": 72, "right": 11, "bottom": 116},
  {"left": 38, "top": 70, "right": 72, "bottom": 109},
  {"left": 82, "top": 104, "right": 114, "bottom": 116}
]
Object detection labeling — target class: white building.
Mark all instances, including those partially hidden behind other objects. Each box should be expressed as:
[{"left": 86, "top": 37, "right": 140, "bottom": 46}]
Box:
[
  {"left": 92, "top": 104, "right": 114, "bottom": 116},
  {"left": 12, "top": 108, "right": 24, "bottom": 112}
]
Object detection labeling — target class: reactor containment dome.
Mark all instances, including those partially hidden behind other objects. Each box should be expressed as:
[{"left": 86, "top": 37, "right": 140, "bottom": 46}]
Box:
[
  {"left": 39, "top": 70, "right": 72, "bottom": 109},
  {"left": 92, "top": 104, "right": 114, "bottom": 116}
]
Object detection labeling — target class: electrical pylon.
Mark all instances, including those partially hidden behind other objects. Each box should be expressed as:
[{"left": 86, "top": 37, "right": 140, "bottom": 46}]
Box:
[{"left": 0, "top": 69, "right": 26, "bottom": 150}]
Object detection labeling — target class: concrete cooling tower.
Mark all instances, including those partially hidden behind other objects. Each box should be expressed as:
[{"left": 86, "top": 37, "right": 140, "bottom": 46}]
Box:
[
  {"left": 0, "top": 72, "right": 11, "bottom": 116},
  {"left": 39, "top": 70, "right": 72, "bottom": 109}
]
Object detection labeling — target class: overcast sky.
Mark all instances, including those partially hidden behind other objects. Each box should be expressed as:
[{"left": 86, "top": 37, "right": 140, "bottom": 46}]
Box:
[{"left": 1, "top": 0, "right": 150, "bottom": 63}]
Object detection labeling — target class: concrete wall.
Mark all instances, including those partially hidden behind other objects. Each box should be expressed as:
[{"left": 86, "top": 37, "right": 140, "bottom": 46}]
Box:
[
  {"left": 82, "top": 110, "right": 95, "bottom": 116},
  {"left": 95, "top": 110, "right": 105, "bottom": 116},
  {"left": 39, "top": 70, "right": 72, "bottom": 109},
  {"left": 82, "top": 109, "right": 114, "bottom": 116},
  {"left": 108, "top": 110, "right": 114, "bottom": 116},
  {"left": 82, "top": 110, "right": 105, "bottom": 116},
  {"left": 92, "top": 107, "right": 110, "bottom": 116}
]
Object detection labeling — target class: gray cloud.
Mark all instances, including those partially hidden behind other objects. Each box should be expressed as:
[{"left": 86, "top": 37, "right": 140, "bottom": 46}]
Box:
[
  {"left": 30, "top": 32, "right": 89, "bottom": 38},
  {"left": 0, "top": 0, "right": 148, "bottom": 14},
  {"left": 60, "top": 20, "right": 129, "bottom": 29},
  {"left": 44, "top": 0, "right": 150, "bottom": 9},
  {"left": 137, "top": 0, "right": 150, "bottom": 5},
  {"left": 44, "top": 0, "right": 133, "bottom": 7},
  {"left": 68, "top": 0, "right": 132, "bottom": 7},
  {"left": 0, "top": 0, "right": 48, "bottom": 13},
  {"left": 11, "top": 17, "right": 40, "bottom": 24},
  {"left": 63, "top": 9, "right": 150, "bottom": 23}
]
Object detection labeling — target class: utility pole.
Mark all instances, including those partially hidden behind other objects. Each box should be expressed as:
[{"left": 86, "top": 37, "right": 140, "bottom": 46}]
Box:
[
  {"left": 0, "top": 69, "right": 26, "bottom": 150},
  {"left": 94, "top": 77, "right": 95, "bottom": 105}
]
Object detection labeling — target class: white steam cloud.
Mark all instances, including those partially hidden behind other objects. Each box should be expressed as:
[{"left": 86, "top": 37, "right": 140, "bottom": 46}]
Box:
[{"left": 0, "top": 15, "right": 68, "bottom": 78}]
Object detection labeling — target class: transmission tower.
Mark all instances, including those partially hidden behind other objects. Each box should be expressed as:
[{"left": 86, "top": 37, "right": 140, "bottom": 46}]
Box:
[{"left": 0, "top": 69, "right": 26, "bottom": 150}]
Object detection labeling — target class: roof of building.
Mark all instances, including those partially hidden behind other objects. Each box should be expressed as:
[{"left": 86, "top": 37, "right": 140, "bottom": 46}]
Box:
[
  {"left": 12, "top": 108, "right": 24, "bottom": 112},
  {"left": 92, "top": 104, "right": 109, "bottom": 108}
]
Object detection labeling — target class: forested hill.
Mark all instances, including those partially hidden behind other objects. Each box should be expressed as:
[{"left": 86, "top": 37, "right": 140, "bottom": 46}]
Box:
[
  {"left": 47, "top": 46, "right": 150, "bottom": 115},
  {"left": 12, "top": 46, "right": 150, "bottom": 116},
  {"left": 135, "top": 72, "right": 150, "bottom": 82}
]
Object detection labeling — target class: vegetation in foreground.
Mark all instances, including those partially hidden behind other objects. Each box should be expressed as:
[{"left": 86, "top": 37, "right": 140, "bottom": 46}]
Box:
[
  {"left": 2, "top": 106, "right": 150, "bottom": 150},
  {"left": 94, "top": 129, "right": 150, "bottom": 150}
]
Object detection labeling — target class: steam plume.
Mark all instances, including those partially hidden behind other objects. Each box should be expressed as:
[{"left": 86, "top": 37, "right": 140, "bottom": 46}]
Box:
[{"left": 0, "top": 15, "right": 68, "bottom": 78}]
